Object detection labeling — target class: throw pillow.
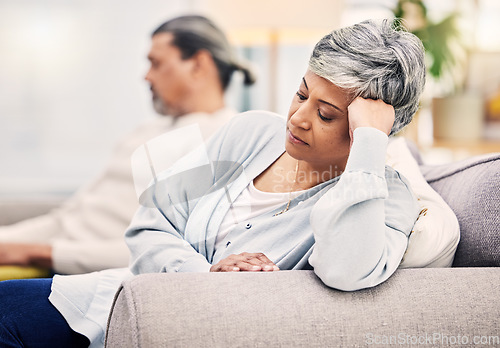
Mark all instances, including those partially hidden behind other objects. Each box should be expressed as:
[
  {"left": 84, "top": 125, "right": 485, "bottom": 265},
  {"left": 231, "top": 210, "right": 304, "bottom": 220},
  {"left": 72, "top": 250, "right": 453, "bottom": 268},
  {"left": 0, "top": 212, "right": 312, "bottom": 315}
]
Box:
[{"left": 386, "top": 137, "right": 460, "bottom": 268}]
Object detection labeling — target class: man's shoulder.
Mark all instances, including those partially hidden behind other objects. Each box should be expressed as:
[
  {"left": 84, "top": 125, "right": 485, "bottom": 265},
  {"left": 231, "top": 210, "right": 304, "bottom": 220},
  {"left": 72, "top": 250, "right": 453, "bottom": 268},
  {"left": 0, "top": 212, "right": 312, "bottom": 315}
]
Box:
[
  {"left": 227, "top": 110, "right": 286, "bottom": 132},
  {"left": 207, "top": 110, "right": 285, "bottom": 162},
  {"left": 220, "top": 110, "right": 286, "bottom": 149}
]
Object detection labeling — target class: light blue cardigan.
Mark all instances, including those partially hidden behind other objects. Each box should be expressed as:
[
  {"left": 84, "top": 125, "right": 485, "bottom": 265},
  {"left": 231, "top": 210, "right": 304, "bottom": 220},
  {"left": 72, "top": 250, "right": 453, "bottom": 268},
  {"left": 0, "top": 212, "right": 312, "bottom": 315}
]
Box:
[{"left": 50, "top": 111, "right": 419, "bottom": 347}]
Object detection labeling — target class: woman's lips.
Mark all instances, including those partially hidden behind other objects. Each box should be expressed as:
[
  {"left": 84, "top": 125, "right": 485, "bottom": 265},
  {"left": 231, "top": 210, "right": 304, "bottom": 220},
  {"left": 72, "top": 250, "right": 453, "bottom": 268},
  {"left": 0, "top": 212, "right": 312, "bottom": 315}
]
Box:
[{"left": 288, "top": 130, "right": 308, "bottom": 145}]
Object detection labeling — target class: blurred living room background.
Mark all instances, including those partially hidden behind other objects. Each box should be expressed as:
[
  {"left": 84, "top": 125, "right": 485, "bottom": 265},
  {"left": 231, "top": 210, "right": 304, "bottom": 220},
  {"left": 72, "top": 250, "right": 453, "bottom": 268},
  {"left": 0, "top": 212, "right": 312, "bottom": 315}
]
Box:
[{"left": 1, "top": 0, "right": 499, "bottom": 199}]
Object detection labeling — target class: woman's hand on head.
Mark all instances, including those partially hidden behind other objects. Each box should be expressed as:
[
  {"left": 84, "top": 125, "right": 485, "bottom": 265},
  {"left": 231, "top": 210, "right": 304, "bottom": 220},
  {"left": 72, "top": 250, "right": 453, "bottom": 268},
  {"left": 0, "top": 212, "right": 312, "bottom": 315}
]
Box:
[
  {"left": 347, "top": 97, "right": 395, "bottom": 144},
  {"left": 210, "top": 252, "right": 279, "bottom": 272}
]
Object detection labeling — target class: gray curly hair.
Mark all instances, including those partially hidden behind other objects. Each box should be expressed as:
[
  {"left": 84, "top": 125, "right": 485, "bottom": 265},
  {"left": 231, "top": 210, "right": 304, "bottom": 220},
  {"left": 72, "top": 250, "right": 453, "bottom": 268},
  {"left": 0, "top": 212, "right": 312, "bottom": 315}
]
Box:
[{"left": 309, "top": 19, "right": 426, "bottom": 135}]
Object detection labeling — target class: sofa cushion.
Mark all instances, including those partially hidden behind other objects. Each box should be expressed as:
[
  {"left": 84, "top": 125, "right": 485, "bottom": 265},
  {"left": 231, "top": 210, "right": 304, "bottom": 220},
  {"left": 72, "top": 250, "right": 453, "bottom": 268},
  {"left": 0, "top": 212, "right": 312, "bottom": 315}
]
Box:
[{"left": 420, "top": 153, "right": 500, "bottom": 267}]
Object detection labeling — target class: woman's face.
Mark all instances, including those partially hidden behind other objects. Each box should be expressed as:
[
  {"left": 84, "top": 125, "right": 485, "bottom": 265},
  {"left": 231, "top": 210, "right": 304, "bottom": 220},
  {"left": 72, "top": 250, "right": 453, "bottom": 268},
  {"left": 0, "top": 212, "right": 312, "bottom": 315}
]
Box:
[{"left": 286, "top": 69, "right": 352, "bottom": 174}]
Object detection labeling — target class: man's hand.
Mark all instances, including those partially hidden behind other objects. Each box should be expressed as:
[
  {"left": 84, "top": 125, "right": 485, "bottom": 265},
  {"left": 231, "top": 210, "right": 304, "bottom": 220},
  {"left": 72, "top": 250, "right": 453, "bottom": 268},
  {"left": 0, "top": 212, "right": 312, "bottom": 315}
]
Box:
[
  {"left": 0, "top": 243, "right": 52, "bottom": 269},
  {"left": 210, "top": 252, "right": 279, "bottom": 272},
  {"left": 347, "top": 97, "right": 395, "bottom": 146}
]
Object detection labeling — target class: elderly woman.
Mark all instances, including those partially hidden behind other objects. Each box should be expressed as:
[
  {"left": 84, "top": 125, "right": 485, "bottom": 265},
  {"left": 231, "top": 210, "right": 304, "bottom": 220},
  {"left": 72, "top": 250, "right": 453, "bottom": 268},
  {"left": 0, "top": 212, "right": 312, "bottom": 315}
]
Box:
[{"left": 0, "top": 19, "right": 425, "bottom": 347}]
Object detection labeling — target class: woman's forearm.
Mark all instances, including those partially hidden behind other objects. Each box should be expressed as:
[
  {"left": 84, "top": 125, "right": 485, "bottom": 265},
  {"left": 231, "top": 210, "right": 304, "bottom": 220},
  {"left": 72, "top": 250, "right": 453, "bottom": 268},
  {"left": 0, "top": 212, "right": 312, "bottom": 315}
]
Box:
[{"left": 309, "top": 127, "right": 419, "bottom": 291}]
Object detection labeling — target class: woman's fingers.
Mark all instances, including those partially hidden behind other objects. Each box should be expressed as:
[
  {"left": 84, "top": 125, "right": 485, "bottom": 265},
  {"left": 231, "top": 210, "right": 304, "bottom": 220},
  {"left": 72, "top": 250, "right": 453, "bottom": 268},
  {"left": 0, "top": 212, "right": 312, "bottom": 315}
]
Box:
[
  {"left": 347, "top": 97, "right": 395, "bottom": 136},
  {"left": 210, "top": 252, "right": 279, "bottom": 272},
  {"left": 239, "top": 252, "right": 279, "bottom": 271},
  {"left": 251, "top": 252, "right": 280, "bottom": 271}
]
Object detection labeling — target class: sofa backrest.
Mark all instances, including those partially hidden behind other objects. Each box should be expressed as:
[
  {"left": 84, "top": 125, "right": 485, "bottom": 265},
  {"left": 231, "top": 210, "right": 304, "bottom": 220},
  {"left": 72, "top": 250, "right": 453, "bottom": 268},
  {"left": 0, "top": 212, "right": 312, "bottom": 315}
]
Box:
[{"left": 420, "top": 153, "right": 500, "bottom": 267}]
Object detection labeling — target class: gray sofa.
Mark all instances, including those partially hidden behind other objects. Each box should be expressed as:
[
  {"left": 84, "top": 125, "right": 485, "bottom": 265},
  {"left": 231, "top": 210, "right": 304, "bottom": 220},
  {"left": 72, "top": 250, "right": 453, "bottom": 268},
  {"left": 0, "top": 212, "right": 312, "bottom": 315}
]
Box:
[{"left": 104, "top": 152, "right": 499, "bottom": 347}]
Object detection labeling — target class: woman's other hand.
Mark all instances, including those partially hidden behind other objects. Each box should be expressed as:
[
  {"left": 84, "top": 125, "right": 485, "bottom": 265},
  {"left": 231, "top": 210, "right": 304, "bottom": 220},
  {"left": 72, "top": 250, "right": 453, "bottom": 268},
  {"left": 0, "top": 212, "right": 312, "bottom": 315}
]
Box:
[
  {"left": 0, "top": 243, "right": 52, "bottom": 269},
  {"left": 347, "top": 97, "right": 395, "bottom": 145},
  {"left": 210, "top": 252, "right": 279, "bottom": 272}
]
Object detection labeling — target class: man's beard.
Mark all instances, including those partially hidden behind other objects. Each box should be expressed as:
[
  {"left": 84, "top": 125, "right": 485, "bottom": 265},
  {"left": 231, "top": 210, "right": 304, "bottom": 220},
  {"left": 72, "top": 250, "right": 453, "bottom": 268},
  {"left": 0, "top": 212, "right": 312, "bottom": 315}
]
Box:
[{"left": 152, "top": 94, "right": 169, "bottom": 116}]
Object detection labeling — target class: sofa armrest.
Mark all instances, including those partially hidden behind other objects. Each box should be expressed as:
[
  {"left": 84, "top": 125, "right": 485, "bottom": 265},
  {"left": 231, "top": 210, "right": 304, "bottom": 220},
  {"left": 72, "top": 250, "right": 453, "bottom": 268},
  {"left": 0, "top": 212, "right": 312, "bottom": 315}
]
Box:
[{"left": 105, "top": 269, "right": 499, "bottom": 347}]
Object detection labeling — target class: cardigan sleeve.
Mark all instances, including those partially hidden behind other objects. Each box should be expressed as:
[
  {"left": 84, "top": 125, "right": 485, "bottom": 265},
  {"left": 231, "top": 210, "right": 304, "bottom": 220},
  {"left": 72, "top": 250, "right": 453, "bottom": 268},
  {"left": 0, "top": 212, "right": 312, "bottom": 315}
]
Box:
[
  {"left": 125, "top": 196, "right": 213, "bottom": 274},
  {"left": 124, "top": 123, "right": 235, "bottom": 275},
  {"left": 309, "top": 127, "right": 419, "bottom": 291}
]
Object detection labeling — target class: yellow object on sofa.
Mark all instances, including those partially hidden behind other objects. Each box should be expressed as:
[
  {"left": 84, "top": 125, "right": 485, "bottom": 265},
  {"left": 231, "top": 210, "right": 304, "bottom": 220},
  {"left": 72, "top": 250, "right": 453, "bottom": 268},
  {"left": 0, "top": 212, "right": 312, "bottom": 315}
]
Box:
[{"left": 0, "top": 266, "right": 51, "bottom": 281}]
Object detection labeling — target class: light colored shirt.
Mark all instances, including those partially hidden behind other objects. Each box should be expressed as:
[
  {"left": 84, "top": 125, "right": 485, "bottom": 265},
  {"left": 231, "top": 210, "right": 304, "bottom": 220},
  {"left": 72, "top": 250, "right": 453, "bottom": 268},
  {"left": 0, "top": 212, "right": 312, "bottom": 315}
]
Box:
[
  {"left": 215, "top": 181, "right": 305, "bottom": 250},
  {"left": 0, "top": 108, "right": 235, "bottom": 274}
]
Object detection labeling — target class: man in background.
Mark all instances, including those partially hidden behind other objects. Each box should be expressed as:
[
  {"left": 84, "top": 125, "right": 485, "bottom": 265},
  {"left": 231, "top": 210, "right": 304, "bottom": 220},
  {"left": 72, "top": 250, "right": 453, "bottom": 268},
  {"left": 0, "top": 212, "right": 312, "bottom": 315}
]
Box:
[{"left": 0, "top": 15, "right": 255, "bottom": 277}]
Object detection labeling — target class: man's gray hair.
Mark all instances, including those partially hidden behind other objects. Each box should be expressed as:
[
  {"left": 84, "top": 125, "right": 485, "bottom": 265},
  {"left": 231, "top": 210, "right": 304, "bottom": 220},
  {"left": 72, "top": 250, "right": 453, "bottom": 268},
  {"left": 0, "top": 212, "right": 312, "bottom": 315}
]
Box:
[
  {"left": 309, "top": 19, "right": 426, "bottom": 135},
  {"left": 153, "top": 15, "right": 255, "bottom": 90}
]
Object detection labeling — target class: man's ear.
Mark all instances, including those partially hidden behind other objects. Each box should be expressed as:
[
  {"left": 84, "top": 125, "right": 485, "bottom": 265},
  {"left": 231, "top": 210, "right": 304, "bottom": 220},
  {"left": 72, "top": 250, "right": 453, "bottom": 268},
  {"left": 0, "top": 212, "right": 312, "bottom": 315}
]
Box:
[{"left": 190, "top": 49, "right": 215, "bottom": 76}]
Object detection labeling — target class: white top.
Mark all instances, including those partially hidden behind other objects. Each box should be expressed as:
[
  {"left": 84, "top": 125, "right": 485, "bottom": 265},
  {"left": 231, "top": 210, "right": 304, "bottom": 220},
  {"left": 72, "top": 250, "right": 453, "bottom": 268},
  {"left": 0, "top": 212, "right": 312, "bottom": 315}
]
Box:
[{"left": 215, "top": 181, "right": 306, "bottom": 250}]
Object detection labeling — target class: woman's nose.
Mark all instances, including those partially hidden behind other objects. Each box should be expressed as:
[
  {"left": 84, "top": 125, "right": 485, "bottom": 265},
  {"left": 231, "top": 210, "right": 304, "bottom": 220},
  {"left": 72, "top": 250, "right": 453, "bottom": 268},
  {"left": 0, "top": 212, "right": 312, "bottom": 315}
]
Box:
[{"left": 289, "top": 106, "right": 311, "bottom": 130}]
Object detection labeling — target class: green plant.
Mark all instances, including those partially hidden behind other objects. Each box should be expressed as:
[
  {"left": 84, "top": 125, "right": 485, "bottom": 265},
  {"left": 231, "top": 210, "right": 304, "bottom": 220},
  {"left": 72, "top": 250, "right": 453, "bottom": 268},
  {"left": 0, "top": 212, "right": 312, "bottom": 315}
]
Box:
[{"left": 393, "top": 0, "right": 461, "bottom": 81}]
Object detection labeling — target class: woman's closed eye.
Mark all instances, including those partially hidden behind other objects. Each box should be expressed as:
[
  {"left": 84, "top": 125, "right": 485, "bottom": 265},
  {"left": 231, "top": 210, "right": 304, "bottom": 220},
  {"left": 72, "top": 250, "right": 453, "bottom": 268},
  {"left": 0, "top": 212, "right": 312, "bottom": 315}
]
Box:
[
  {"left": 296, "top": 91, "right": 336, "bottom": 122},
  {"left": 318, "top": 109, "right": 334, "bottom": 122},
  {"left": 296, "top": 91, "right": 307, "bottom": 101}
]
